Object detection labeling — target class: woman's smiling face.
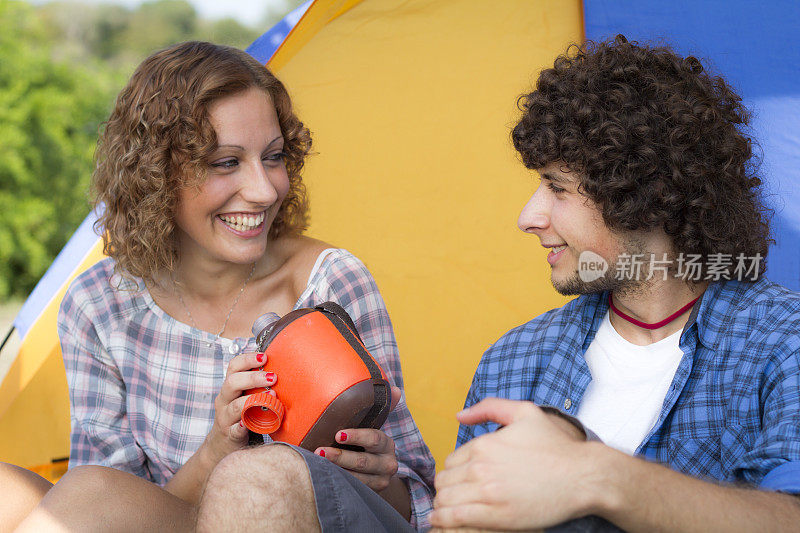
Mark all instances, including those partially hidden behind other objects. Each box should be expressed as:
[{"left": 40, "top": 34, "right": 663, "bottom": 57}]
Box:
[{"left": 174, "top": 87, "right": 289, "bottom": 267}]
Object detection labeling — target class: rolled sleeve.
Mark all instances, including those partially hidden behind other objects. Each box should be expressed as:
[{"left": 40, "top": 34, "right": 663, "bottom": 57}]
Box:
[
  {"left": 59, "top": 281, "right": 151, "bottom": 479},
  {"left": 734, "top": 345, "right": 800, "bottom": 490}
]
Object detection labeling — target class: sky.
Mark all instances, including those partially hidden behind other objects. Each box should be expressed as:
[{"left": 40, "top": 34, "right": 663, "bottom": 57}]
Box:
[{"left": 28, "top": 0, "right": 294, "bottom": 28}]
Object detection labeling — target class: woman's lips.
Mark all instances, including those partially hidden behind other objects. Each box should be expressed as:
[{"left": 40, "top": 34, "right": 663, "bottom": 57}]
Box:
[{"left": 218, "top": 213, "right": 266, "bottom": 237}]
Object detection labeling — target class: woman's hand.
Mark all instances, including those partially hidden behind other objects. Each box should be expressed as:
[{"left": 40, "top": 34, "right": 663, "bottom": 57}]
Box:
[
  {"left": 313, "top": 386, "right": 402, "bottom": 492},
  {"left": 314, "top": 428, "right": 400, "bottom": 492},
  {"left": 202, "top": 351, "right": 277, "bottom": 465}
]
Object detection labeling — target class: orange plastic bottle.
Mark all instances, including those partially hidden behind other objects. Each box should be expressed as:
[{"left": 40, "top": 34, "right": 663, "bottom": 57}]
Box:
[{"left": 242, "top": 302, "right": 392, "bottom": 452}]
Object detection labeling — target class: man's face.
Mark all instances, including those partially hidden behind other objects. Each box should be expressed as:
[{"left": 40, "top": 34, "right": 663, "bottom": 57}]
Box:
[{"left": 517, "top": 162, "right": 645, "bottom": 296}]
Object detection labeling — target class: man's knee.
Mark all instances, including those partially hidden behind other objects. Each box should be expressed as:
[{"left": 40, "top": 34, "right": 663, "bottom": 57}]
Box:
[
  {"left": 208, "top": 444, "right": 310, "bottom": 490},
  {"left": 197, "top": 445, "right": 320, "bottom": 532}
]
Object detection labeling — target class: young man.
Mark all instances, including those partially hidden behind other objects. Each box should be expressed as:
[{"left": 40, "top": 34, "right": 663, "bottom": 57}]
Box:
[{"left": 431, "top": 35, "right": 800, "bottom": 531}]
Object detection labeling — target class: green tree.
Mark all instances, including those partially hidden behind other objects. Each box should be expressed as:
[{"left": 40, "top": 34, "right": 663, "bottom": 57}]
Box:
[
  {"left": 204, "top": 17, "right": 261, "bottom": 50},
  {"left": 37, "top": 0, "right": 261, "bottom": 71},
  {"left": 0, "top": 1, "right": 114, "bottom": 298},
  {"left": 0, "top": 0, "right": 290, "bottom": 300}
]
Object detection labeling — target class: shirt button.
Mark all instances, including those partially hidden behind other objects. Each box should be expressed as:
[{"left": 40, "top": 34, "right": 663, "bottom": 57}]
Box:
[
  {"left": 563, "top": 398, "right": 572, "bottom": 410},
  {"left": 228, "top": 343, "right": 240, "bottom": 355}
]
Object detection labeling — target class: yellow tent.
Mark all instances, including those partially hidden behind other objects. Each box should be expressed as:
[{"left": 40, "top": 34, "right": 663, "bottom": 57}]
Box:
[{"left": 0, "top": 0, "right": 580, "bottom": 476}]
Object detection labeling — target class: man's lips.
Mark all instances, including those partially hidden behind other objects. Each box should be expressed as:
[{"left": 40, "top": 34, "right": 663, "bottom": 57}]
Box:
[{"left": 546, "top": 244, "right": 567, "bottom": 265}]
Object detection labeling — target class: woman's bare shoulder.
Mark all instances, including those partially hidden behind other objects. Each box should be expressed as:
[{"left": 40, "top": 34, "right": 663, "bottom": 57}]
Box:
[
  {"left": 274, "top": 235, "right": 337, "bottom": 293},
  {"left": 279, "top": 235, "right": 336, "bottom": 264}
]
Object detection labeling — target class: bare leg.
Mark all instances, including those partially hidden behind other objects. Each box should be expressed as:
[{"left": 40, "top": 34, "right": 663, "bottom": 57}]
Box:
[
  {"left": 15, "top": 465, "right": 194, "bottom": 532},
  {"left": 0, "top": 463, "right": 52, "bottom": 533},
  {"left": 196, "top": 444, "right": 321, "bottom": 533}
]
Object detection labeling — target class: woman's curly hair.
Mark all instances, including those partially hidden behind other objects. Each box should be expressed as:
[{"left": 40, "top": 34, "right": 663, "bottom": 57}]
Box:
[
  {"left": 92, "top": 41, "right": 312, "bottom": 286},
  {"left": 512, "top": 35, "right": 772, "bottom": 278}
]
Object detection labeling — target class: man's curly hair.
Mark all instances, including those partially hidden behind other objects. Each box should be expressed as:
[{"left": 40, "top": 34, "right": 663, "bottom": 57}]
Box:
[
  {"left": 512, "top": 35, "right": 772, "bottom": 278},
  {"left": 92, "top": 41, "right": 312, "bottom": 287}
]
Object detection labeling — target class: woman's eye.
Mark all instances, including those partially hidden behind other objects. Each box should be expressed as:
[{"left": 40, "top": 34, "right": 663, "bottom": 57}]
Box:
[
  {"left": 263, "top": 151, "right": 287, "bottom": 164},
  {"left": 211, "top": 158, "right": 238, "bottom": 169},
  {"left": 546, "top": 181, "right": 566, "bottom": 194}
]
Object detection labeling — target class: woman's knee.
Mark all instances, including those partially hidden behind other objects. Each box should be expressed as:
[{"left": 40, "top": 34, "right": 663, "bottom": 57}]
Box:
[
  {"left": 0, "top": 463, "right": 52, "bottom": 533},
  {"left": 50, "top": 465, "right": 119, "bottom": 499},
  {"left": 0, "top": 462, "right": 52, "bottom": 493}
]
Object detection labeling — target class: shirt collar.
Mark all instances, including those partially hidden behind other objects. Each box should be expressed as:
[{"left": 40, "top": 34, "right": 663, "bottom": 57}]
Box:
[
  {"left": 578, "top": 291, "right": 609, "bottom": 350},
  {"left": 580, "top": 280, "right": 739, "bottom": 351},
  {"left": 683, "top": 278, "right": 768, "bottom": 349}
]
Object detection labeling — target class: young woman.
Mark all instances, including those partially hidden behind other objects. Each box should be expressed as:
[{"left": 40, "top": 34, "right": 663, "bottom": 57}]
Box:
[{"left": 6, "top": 41, "right": 434, "bottom": 531}]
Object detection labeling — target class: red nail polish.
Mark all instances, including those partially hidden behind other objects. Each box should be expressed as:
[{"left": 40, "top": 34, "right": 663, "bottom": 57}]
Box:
[
  {"left": 239, "top": 420, "right": 244, "bottom": 427},
  {"left": 256, "top": 352, "right": 264, "bottom": 363},
  {"left": 318, "top": 449, "right": 326, "bottom": 457},
  {"left": 339, "top": 431, "right": 348, "bottom": 442},
  {"left": 265, "top": 371, "right": 276, "bottom": 383}
]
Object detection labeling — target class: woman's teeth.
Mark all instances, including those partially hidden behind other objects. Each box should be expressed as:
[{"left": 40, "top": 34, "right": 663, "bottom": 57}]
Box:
[
  {"left": 552, "top": 245, "right": 567, "bottom": 253},
  {"left": 219, "top": 212, "right": 265, "bottom": 231}
]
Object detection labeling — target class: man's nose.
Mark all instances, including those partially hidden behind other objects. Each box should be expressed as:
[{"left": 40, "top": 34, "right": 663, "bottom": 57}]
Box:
[{"left": 517, "top": 185, "right": 550, "bottom": 235}]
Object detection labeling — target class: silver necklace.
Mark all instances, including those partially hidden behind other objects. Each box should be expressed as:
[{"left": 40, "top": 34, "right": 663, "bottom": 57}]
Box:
[{"left": 176, "top": 263, "right": 256, "bottom": 346}]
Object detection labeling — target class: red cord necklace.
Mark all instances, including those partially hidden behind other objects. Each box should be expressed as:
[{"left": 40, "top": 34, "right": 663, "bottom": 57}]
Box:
[{"left": 608, "top": 293, "right": 699, "bottom": 330}]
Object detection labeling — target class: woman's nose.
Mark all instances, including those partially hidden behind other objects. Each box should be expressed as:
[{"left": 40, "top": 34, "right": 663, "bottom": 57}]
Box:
[{"left": 241, "top": 161, "right": 280, "bottom": 205}]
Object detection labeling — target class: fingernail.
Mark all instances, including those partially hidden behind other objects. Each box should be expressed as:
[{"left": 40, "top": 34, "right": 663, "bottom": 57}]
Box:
[
  {"left": 256, "top": 352, "right": 265, "bottom": 363},
  {"left": 338, "top": 431, "right": 348, "bottom": 442},
  {"left": 317, "top": 449, "right": 326, "bottom": 457},
  {"left": 267, "top": 389, "right": 277, "bottom": 397},
  {"left": 265, "top": 371, "right": 276, "bottom": 383},
  {"left": 239, "top": 420, "right": 244, "bottom": 427}
]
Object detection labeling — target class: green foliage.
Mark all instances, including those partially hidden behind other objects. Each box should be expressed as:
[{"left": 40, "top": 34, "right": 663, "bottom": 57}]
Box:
[
  {"left": 0, "top": 1, "right": 110, "bottom": 299},
  {"left": 0, "top": 0, "right": 275, "bottom": 299},
  {"left": 37, "top": 0, "right": 262, "bottom": 70}
]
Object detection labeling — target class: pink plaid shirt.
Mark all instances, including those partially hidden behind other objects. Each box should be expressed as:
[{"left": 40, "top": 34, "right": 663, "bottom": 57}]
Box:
[{"left": 59, "top": 249, "right": 435, "bottom": 528}]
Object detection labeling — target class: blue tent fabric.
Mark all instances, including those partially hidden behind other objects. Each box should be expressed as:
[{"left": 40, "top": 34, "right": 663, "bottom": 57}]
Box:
[
  {"left": 584, "top": 0, "right": 800, "bottom": 290},
  {"left": 245, "top": 1, "right": 311, "bottom": 64},
  {"left": 13, "top": 210, "right": 99, "bottom": 337}
]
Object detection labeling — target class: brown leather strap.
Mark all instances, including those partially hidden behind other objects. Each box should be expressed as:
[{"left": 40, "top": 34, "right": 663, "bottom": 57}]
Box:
[
  {"left": 315, "top": 302, "right": 389, "bottom": 428},
  {"left": 314, "top": 301, "right": 364, "bottom": 344}
]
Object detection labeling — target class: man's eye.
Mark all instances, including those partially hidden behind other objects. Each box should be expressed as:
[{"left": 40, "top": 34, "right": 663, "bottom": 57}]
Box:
[
  {"left": 264, "top": 151, "right": 287, "bottom": 163},
  {"left": 211, "top": 158, "right": 238, "bottom": 169}
]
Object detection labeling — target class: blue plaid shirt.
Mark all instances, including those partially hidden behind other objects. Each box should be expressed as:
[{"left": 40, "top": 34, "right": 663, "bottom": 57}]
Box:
[{"left": 458, "top": 278, "right": 800, "bottom": 492}]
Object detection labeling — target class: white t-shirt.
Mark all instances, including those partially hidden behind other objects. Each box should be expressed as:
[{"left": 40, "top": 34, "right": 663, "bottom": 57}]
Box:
[{"left": 576, "top": 311, "right": 684, "bottom": 454}]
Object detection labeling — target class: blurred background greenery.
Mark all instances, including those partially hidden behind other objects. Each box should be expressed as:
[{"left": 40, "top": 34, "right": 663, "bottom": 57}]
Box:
[{"left": 0, "top": 0, "right": 303, "bottom": 302}]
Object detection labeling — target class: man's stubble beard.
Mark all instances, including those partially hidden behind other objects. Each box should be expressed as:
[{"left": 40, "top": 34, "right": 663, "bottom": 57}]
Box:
[
  {"left": 554, "top": 269, "right": 628, "bottom": 296},
  {"left": 552, "top": 237, "right": 652, "bottom": 297}
]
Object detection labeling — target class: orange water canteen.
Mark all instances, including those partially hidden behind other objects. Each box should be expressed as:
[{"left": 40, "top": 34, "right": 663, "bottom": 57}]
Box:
[{"left": 241, "top": 302, "right": 392, "bottom": 452}]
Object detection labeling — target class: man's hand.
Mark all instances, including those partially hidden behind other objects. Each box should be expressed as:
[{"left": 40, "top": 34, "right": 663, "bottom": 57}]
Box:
[{"left": 430, "top": 398, "right": 596, "bottom": 531}]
